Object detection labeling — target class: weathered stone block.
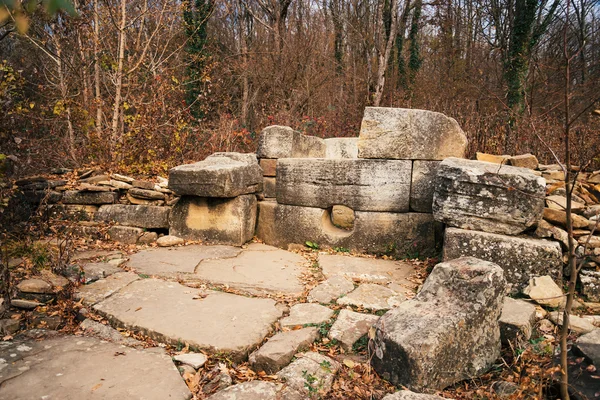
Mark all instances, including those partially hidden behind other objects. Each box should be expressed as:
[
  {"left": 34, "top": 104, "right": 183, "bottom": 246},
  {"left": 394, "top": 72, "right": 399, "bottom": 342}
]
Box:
[
  {"left": 108, "top": 226, "right": 143, "bottom": 244},
  {"left": 276, "top": 159, "right": 411, "bottom": 212},
  {"left": 170, "top": 195, "right": 257, "bottom": 246},
  {"left": 443, "top": 227, "right": 562, "bottom": 292},
  {"left": 95, "top": 205, "right": 170, "bottom": 229},
  {"left": 256, "top": 202, "right": 440, "bottom": 257},
  {"left": 580, "top": 270, "right": 600, "bottom": 302},
  {"left": 256, "top": 126, "right": 326, "bottom": 158},
  {"left": 499, "top": 297, "right": 537, "bottom": 345},
  {"left": 168, "top": 152, "right": 262, "bottom": 197},
  {"left": 62, "top": 190, "right": 117, "bottom": 205},
  {"left": 371, "top": 257, "right": 505, "bottom": 391},
  {"left": 331, "top": 205, "right": 354, "bottom": 230},
  {"left": 263, "top": 177, "right": 276, "bottom": 198},
  {"left": 328, "top": 309, "right": 379, "bottom": 351},
  {"left": 410, "top": 161, "right": 440, "bottom": 213},
  {"left": 476, "top": 152, "right": 510, "bottom": 164},
  {"left": 433, "top": 158, "right": 546, "bottom": 235},
  {"left": 357, "top": 107, "right": 467, "bottom": 160},
  {"left": 249, "top": 327, "right": 319, "bottom": 373},
  {"left": 510, "top": 154, "right": 539, "bottom": 170},
  {"left": 324, "top": 137, "right": 358, "bottom": 159},
  {"left": 259, "top": 159, "right": 277, "bottom": 177},
  {"left": 45, "top": 204, "right": 98, "bottom": 221}
]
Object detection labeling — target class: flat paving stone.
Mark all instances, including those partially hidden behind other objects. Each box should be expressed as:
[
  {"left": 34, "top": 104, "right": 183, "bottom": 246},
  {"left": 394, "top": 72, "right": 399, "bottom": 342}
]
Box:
[
  {"left": 280, "top": 303, "right": 334, "bottom": 328},
  {"left": 319, "top": 254, "right": 415, "bottom": 286},
  {"left": 0, "top": 335, "right": 191, "bottom": 400},
  {"left": 92, "top": 278, "right": 283, "bottom": 360},
  {"left": 308, "top": 275, "right": 355, "bottom": 304},
  {"left": 195, "top": 246, "right": 307, "bottom": 295},
  {"left": 207, "top": 381, "right": 283, "bottom": 400},
  {"left": 74, "top": 272, "right": 139, "bottom": 306},
  {"left": 277, "top": 352, "right": 340, "bottom": 397},
  {"left": 249, "top": 327, "right": 319, "bottom": 373},
  {"left": 127, "top": 245, "right": 242, "bottom": 277},
  {"left": 337, "top": 283, "right": 406, "bottom": 311},
  {"left": 328, "top": 309, "right": 380, "bottom": 351}
]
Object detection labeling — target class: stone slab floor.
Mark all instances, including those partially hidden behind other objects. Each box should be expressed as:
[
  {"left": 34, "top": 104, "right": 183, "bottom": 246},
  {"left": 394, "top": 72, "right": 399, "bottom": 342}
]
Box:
[{"left": 1, "top": 243, "right": 418, "bottom": 399}]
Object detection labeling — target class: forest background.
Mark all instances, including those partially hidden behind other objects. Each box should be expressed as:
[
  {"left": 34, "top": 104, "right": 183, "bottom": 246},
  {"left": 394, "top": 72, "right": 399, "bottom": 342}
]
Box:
[{"left": 0, "top": 0, "right": 599, "bottom": 175}]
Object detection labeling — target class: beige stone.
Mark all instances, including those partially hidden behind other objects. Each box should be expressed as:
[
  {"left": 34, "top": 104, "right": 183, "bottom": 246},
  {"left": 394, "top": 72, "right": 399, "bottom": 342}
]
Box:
[
  {"left": 263, "top": 177, "right": 276, "bottom": 198},
  {"left": 328, "top": 309, "right": 379, "bottom": 351},
  {"left": 249, "top": 328, "right": 319, "bottom": 373},
  {"left": 256, "top": 126, "right": 326, "bottom": 158},
  {"left": 523, "top": 276, "right": 565, "bottom": 308},
  {"left": 259, "top": 159, "right": 277, "bottom": 177},
  {"left": 410, "top": 160, "right": 440, "bottom": 213},
  {"left": 546, "top": 195, "right": 585, "bottom": 212},
  {"left": 510, "top": 154, "right": 539, "bottom": 169},
  {"left": 476, "top": 152, "right": 510, "bottom": 164},
  {"left": 543, "top": 208, "right": 590, "bottom": 229},
  {"left": 324, "top": 137, "right": 359, "bottom": 159},
  {"left": 331, "top": 205, "right": 354, "bottom": 230}
]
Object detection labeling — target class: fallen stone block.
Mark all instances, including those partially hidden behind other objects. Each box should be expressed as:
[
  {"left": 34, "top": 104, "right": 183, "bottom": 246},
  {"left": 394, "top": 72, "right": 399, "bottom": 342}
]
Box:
[
  {"left": 443, "top": 227, "right": 562, "bottom": 292},
  {"left": 499, "top": 297, "right": 537, "bottom": 345},
  {"left": 169, "top": 152, "right": 262, "bottom": 197},
  {"left": 256, "top": 126, "right": 326, "bottom": 158},
  {"left": 257, "top": 202, "right": 439, "bottom": 256},
  {"left": 277, "top": 159, "right": 411, "bottom": 212},
  {"left": 95, "top": 204, "right": 170, "bottom": 229},
  {"left": 277, "top": 352, "right": 340, "bottom": 397},
  {"left": 328, "top": 309, "right": 379, "bottom": 351},
  {"left": 170, "top": 195, "right": 257, "bottom": 246},
  {"left": 108, "top": 226, "right": 143, "bottom": 244},
  {"left": 433, "top": 158, "right": 546, "bottom": 235},
  {"left": 510, "top": 154, "right": 539, "bottom": 170},
  {"left": 62, "top": 190, "right": 117, "bottom": 205},
  {"left": 523, "top": 276, "right": 565, "bottom": 308},
  {"left": 357, "top": 107, "right": 467, "bottom": 160},
  {"left": 371, "top": 257, "right": 506, "bottom": 391},
  {"left": 249, "top": 327, "right": 319, "bottom": 373},
  {"left": 410, "top": 160, "right": 440, "bottom": 213},
  {"left": 574, "top": 329, "right": 600, "bottom": 366},
  {"left": 324, "top": 137, "right": 358, "bottom": 159}
]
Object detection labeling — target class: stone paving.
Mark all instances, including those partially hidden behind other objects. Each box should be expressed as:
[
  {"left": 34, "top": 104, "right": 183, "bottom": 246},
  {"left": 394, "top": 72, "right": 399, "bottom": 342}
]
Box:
[{"left": 1, "top": 243, "right": 419, "bottom": 399}]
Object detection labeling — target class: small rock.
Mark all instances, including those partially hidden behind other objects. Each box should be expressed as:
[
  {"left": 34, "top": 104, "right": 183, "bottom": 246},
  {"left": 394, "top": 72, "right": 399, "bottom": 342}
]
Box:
[
  {"left": 308, "top": 276, "right": 355, "bottom": 304},
  {"left": 80, "top": 319, "right": 141, "bottom": 346},
  {"left": 331, "top": 205, "right": 355, "bottom": 230},
  {"left": 178, "top": 364, "right": 196, "bottom": 376},
  {"left": 499, "top": 297, "right": 537, "bottom": 344},
  {"left": 337, "top": 283, "right": 405, "bottom": 311},
  {"left": 328, "top": 309, "right": 379, "bottom": 351},
  {"left": 173, "top": 352, "right": 208, "bottom": 370},
  {"left": 107, "top": 225, "right": 143, "bottom": 244},
  {"left": 280, "top": 303, "right": 334, "bottom": 328},
  {"left": 0, "top": 318, "right": 19, "bottom": 334},
  {"left": 129, "top": 188, "right": 165, "bottom": 200},
  {"left": 543, "top": 208, "right": 590, "bottom": 229},
  {"left": 157, "top": 235, "right": 185, "bottom": 247},
  {"left": 249, "top": 327, "right": 319, "bottom": 373},
  {"left": 580, "top": 270, "right": 600, "bottom": 302},
  {"left": 523, "top": 276, "right": 565, "bottom": 308},
  {"left": 510, "top": 154, "right": 539, "bottom": 170},
  {"left": 39, "top": 271, "right": 70, "bottom": 290},
  {"left": 32, "top": 313, "right": 62, "bottom": 330},
  {"left": 102, "top": 180, "right": 132, "bottom": 190},
  {"left": 17, "top": 279, "right": 53, "bottom": 294},
  {"left": 548, "top": 311, "right": 596, "bottom": 334},
  {"left": 113, "top": 173, "right": 135, "bottom": 183},
  {"left": 546, "top": 195, "right": 585, "bottom": 212},
  {"left": 383, "top": 390, "right": 447, "bottom": 400},
  {"left": 203, "top": 363, "right": 232, "bottom": 394},
  {"left": 11, "top": 299, "right": 44, "bottom": 310},
  {"left": 138, "top": 231, "right": 158, "bottom": 244},
  {"left": 491, "top": 381, "right": 519, "bottom": 398},
  {"left": 79, "top": 262, "right": 122, "bottom": 283},
  {"left": 277, "top": 352, "right": 340, "bottom": 397},
  {"left": 574, "top": 329, "right": 600, "bottom": 366},
  {"left": 476, "top": 152, "right": 510, "bottom": 164},
  {"left": 132, "top": 180, "right": 155, "bottom": 190},
  {"left": 537, "top": 319, "right": 555, "bottom": 333},
  {"left": 206, "top": 381, "right": 282, "bottom": 400}
]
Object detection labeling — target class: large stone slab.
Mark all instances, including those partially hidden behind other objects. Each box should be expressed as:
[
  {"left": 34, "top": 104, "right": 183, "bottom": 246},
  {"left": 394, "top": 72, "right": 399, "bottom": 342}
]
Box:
[
  {"left": 410, "top": 161, "right": 440, "bottom": 213},
  {"left": 280, "top": 303, "right": 334, "bottom": 327},
  {"left": 62, "top": 190, "right": 117, "bottom": 205},
  {"left": 319, "top": 254, "right": 415, "bottom": 285},
  {"left": 256, "top": 126, "right": 326, "bottom": 158},
  {"left": 337, "top": 283, "right": 405, "bottom": 311},
  {"left": 93, "top": 279, "right": 283, "bottom": 360},
  {"left": 170, "top": 195, "right": 257, "bottom": 246},
  {"left": 168, "top": 152, "right": 262, "bottom": 197},
  {"left": 357, "top": 107, "right": 467, "bottom": 160},
  {"left": 433, "top": 158, "right": 546, "bottom": 235},
  {"left": 194, "top": 246, "right": 307, "bottom": 295},
  {"left": 443, "top": 227, "right": 562, "bottom": 292},
  {"left": 371, "top": 257, "right": 505, "bottom": 391},
  {"left": 276, "top": 159, "right": 411, "bottom": 212},
  {"left": 74, "top": 272, "right": 140, "bottom": 306},
  {"left": 324, "top": 137, "right": 359, "bottom": 159},
  {"left": 127, "top": 245, "right": 242, "bottom": 277},
  {"left": 0, "top": 335, "right": 191, "bottom": 399},
  {"left": 257, "top": 202, "right": 440, "bottom": 257},
  {"left": 95, "top": 204, "right": 170, "bottom": 229}
]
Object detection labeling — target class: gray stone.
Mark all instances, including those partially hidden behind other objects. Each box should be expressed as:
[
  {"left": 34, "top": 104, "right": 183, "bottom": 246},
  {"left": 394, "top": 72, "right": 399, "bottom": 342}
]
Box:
[
  {"left": 195, "top": 246, "right": 307, "bottom": 295},
  {"left": 324, "top": 137, "right": 359, "bottom": 159},
  {"left": 328, "top": 309, "right": 379, "bottom": 351},
  {"left": 319, "top": 254, "right": 415, "bottom": 286},
  {"left": 331, "top": 205, "right": 354, "bottom": 230},
  {"left": 93, "top": 279, "right": 283, "bottom": 360},
  {"left": 45, "top": 204, "right": 98, "bottom": 221},
  {"left": 157, "top": 235, "right": 185, "bottom": 247},
  {"left": 127, "top": 245, "right": 241, "bottom": 277},
  {"left": 170, "top": 195, "right": 257, "bottom": 246},
  {"left": 138, "top": 231, "right": 158, "bottom": 244},
  {"left": 0, "top": 336, "right": 191, "bottom": 399},
  {"left": 580, "top": 270, "right": 600, "bottom": 302},
  {"left": 276, "top": 159, "right": 412, "bottom": 212},
  {"left": 410, "top": 161, "right": 440, "bottom": 213},
  {"left": 108, "top": 226, "right": 143, "bottom": 244},
  {"left": 371, "top": 257, "right": 506, "bottom": 391},
  {"left": 129, "top": 188, "right": 165, "bottom": 200},
  {"left": 443, "top": 227, "right": 562, "bottom": 292},
  {"left": 62, "top": 190, "right": 117, "bottom": 205},
  {"left": 80, "top": 319, "right": 142, "bottom": 346},
  {"left": 277, "top": 352, "right": 340, "bottom": 396},
  {"left": 574, "top": 329, "right": 600, "bottom": 366},
  {"left": 95, "top": 204, "right": 170, "bottom": 229},
  {"left": 173, "top": 353, "right": 208, "bottom": 369},
  {"left": 546, "top": 195, "right": 585, "bottom": 212},
  {"left": 534, "top": 220, "right": 572, "bottom": 249},
  {"left": 100, "top": 179, "right": 133, "bottom": 190},
  {"left": 132, "top": 180, "right": 155, "bottom": 190},
  {"left": 257, "top": 202, "right": 439, "bottom": 257},
  {"left": 249, "top": 327, "right": 319, "bottom": 373},
  {"left": 263, "top": 177, "right": 276, "bottom": 198},
  {"left": 433, "top": 158, "right": 546, "bottom": 235},
  {"left": 548, "top": 312, "right": 595, "bottom": 334},
  {"left": 10, "top": 299, "right": 43, "bottom": 309},
  {"left": 491, "top": 381, "right": 519, "bottom": 398},
  {"left": 256, "top": 126, "right": 326, "bottom": 158},
  {"left": 74, "top": 272, "right": 140, "bottom": 306},
  {"left": 383, "top": 390, "right": 447, "bottom": 400},
  {"left": 126, "top": 193, "right": 164, "bottom": 206},
  {"left": 168, "top": 153, "right": 262, "bottom": 197},
  {"left": 113, "top": 173, "right": 135, "bottom": 183},
  {"left": 78, "top": 262, "right": 122, "bottom": 283},
  {"left": 207, "top": 381, "right": 283, "bottom": 400},
  {"left": 0, "top": 318, "right": 19, "bottom": 335},
  {"left": 357, "top": 107, "right": 467, "bottom": 160},
  {"left": 523, "top": 276, "right": 565, "bottom": 308},
  {"left": 17, "top": 279, "right": 53, "bottom": 294},
  {"left": 499, "top": 297, "right": 537, "bottom": 344},
  {"left": 308, "top": 276, "right": 355, "bottom": 304},
  {"left": 280, "top": 303, "right": 334, "bottom": 327},
  {"left": 337, "top": 283, "right": 405, "bottom": 311}
]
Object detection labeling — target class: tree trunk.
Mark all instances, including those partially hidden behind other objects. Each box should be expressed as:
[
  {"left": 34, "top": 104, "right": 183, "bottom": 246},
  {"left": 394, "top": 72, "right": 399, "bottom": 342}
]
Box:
[
  {"left": 373, "top": 0, "right": 399, "bottom": 106},
  {"left": 54, "top": 34, "right": 78, "bottom": 162},
  {"left": 111, "top": 0, "right": 127, "bottom": 153},
  {"left": 94, "top": 0, "right": 102, "bottom": 138}
]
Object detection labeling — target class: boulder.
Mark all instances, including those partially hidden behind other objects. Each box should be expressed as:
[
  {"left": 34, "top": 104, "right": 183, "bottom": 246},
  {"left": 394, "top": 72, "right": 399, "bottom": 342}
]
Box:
[
  {"left": 108, "top": 226, "right": 143, "bottom": 244},
  {"left": 328, "top": 309, "right": 379, "bottom": 351},
  {"left": 170, "top": 195, "right": 257, "bottom": 246},
  {"left": 324, "top": 137, "right": 359, "bottom": 159},
  {"left": 410, "top": 161, "right": 440, "bottom": 213},
  {"left": 574, "top": 329, "right": 600, "bottom": 366},
  {"left": 276, "top": 159, "right": 411, "bottom": 212},
  {"left": 371, "top": 257, "right": 506, "bottom": 391},
  {"left": 259, "top": 158, "right": 277, "bottom": 177},
  {"left": 249, "top": 327, "right": 319, "bottom": 373},
  {"left": 523, "top": 276, "right": 565, "bottom": 308},
  {"left": 499, "top": 297, "right": 537, "bottom": 344},
  {"left": 433, "top": 158, "right": 546, "bottom": 235},
  {"left": 357, "top": 107, "right": 467, "bottom": 160},
  {"left": 256, "top": 202, "right": 440, "bottom": 257},
  {"left": 443, "top": 228, "right": 562, "bottom": 292},
  {"left": 256, "top": 125, "right": 326, "bottom": 158},
  {"left": 95, "top": 204, "right": 170, "bottom": 229},
  {"left": 510, "top": 154, "right": 539, "bottom": 170},
  {"left": 168, "top": 152, "right": 262, "bottom": 197},
  {"left": 62, "top": 190, "right": 117, "bottom": 205}
]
